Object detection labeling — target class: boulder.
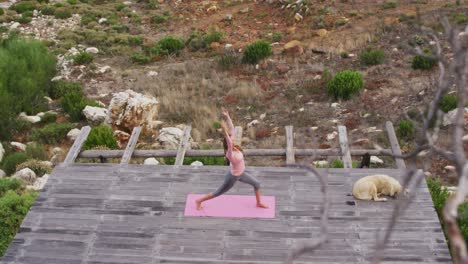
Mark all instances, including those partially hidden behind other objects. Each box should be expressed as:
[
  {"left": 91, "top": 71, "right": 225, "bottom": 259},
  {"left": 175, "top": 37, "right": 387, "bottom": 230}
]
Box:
[
  {"left": 85, "top": 47, "right": 99, "bottom": 54},
  {"left": 0, "top": 169, "right": 5, "bottom": 178},
  {"left": 29, "top": 173, "right": 50, "bottom": 191},
  {"left": 11, "top": 142, "right": 26, "bottom": 151},
  {"left": 114, "top": 130, "right": 131, "bottom": 147},
  {"left": 313, "top": 160, "right": 328, "bottom": 167},
  {"left": 326, "top": 131, "right": 337, "bottom": 141},
  {"left": 67, "top": 128, "right": 81, "bottom": 141},
  {"left": 13, "top": 168, "right": 36, "bottom": 184},
  {"left": 294, "top": 13, "right": 303, "bottom": 22},
  {"left": 0, "top": 142, "right": 4, "bottom": 163},
  {"left": 144, "top": 157, "right": 159, "bottom": 165},
  {"left": 18, "top": 112, "right": 41, "bottom": 123},
  {"left": 158, "top": 127, "right": 185, "bottom": 149},
  {"left": 190, "top": 161, "right": 203, "bottom": 166},
  {"left": 283, "top": 40, "right": 303, "bottom": 56},
  {"left": 443, "top": 108, "right": 468, "bottom": 126},
  {"left": 106, "top": 90, "right": 160, "bottom": 134},
  {"left": 83, "top": 106, "right": 108, "bottom": 124},
  {"left": 370, "top": 156, "right": 384, "bottom": 165}
]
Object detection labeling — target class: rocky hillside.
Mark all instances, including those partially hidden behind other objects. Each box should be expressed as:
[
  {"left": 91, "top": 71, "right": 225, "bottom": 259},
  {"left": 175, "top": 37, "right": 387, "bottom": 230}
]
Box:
[{"left": 0, "top": 0, "right": 467, "bottom": 186}]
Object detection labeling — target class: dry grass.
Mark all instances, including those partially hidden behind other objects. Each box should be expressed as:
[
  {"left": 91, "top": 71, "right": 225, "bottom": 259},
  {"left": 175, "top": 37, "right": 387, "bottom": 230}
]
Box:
[{"left": 138, "top": 59, "right": 262, "bottom": 138}]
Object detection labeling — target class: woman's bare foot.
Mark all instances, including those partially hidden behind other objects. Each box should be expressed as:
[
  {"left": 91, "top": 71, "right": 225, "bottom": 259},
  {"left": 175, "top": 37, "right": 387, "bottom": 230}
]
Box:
[
  {"left": 196, "top": 199, "right": 203, "bottom": 210},
  {"left": 257, "top": 203, "right": 269, "bottom": 209}
]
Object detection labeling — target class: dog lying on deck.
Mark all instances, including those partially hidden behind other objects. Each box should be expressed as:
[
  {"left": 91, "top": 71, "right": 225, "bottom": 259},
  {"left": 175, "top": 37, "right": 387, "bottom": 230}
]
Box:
[{"left": 352, "top": 174, "right": 404, "bottom": 202}]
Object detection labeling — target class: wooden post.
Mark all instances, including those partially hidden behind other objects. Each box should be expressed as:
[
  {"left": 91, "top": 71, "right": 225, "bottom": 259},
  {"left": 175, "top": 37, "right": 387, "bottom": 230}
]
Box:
[
  {"left": 174, "top": 125, "right": 192, "bottom": 166},
  {"left": 64, "top": 126, "right": 91, "bottom": 164},
  {"left": 385, "top": 121, "right": 407, "bottom": 170},
  {"left": 285, "top": 125, "right": 295, "bottom": 164},
  {"left": 120, "top": 127, "right": 142, "bottom": 165},
  {"left": 338, "top": 125, "right": 352, "bottom": 169},
  {"left": 234, "top": 126, "right": 243, "bottom": 146}
]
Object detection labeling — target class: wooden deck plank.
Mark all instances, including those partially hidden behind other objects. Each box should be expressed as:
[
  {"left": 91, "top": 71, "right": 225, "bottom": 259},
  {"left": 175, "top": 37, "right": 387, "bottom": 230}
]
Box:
[{"left": 0, "top": 164, "right": 451, "bottom": 264}]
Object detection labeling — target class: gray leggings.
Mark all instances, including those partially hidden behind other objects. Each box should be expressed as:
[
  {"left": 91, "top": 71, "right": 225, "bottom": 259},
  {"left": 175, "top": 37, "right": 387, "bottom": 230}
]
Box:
[{"left": 212, "top": 171, "right": 261, "bottom": 197}]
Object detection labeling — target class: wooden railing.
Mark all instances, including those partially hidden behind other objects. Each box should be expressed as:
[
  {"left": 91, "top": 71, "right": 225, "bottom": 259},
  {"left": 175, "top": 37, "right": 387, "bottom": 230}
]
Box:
[{"left": 64, "top": 121, "right": 406, "bottom": 169}]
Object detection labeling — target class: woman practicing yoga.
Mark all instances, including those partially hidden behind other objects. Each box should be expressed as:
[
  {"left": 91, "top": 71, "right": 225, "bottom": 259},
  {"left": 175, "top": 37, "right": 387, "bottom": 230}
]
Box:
[{"left": 196, "top": 108, "right": 268, "bottom": 210}]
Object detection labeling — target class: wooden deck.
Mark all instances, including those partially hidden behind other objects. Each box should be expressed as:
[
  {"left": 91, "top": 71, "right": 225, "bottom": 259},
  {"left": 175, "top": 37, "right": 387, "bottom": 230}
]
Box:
[{"left": 0, "top": 164, "right": 451, "bottom": 264}]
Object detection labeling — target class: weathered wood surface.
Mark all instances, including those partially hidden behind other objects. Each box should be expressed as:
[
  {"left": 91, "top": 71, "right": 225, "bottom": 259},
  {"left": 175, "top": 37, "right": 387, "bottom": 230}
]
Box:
[
  {"left": 386, "top": 121, "right": 407, "bottom": 170},
  {"left": 234, "top": 126, "right": 243, "bottom": 146},
  {"left": 64, "top": 126, "right": 91, "bottom": 164},
  {"left": 338, "top": 126, "right": 352, "bottom": 169},
  {"left": 79, "top": 148, "right": 394, "bottom": 159},
  {"left": 120, "top": 127, "right": 141, "bottom": 165},
  {"left": 1, "top": 164, "right": 450, "bottom": 264},
  {"left": 175, "top": 125, "right": 192, "bottom": 166},
  {"left": 285, "top": 126, "right": 295, "bottom": 165}
]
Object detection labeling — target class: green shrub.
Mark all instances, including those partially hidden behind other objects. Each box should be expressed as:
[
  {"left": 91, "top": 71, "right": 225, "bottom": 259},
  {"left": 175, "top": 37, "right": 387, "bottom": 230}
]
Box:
[
  {"left": 397, "top": 119, "right": 414, "bottom": 141},
  {"left": 0, "top": 8, "right": 4, "bottom": 16},
  {"left": 73, "top": 51, "right": 94, "bottom": 65},
  {"left": 67, "top": 0, "right": 77, "bottom": 5},
  {"left": 48, "top": 80, "right": 82, "bottom": 99},
  {"left": 11, "top": 119, "right": 32, "bottom": 135},
  {"left": 29, "top": 122, "right": 74, "bottom": 144},
  {"left": 155, "top": 36, "right": 184, "bottom": 55},
  {"left": 16, "top": 159, "right": 52, "bottom": 176},
  {"left": 382, "top": 1, "right": 397, "bottom": 9},
  {"left": 22, "top": 11, "right": 33, "bottom": 17},
  {"left": 0, "top": 178, "right": 24, "bottom": 197},
  {"left": 25, "top": 143, "right": 48, "bottom": 160},
  {"left": 0, "top": 190, "right": 37, "bottom": 256},
  {"left": 439, "top": 94, "right": 457, "bottom": 113},
  {"left": 454, "top": 13, "right": 468, "bottom": 25},
  {"left": 272, "top": 32, "right": 282, "bottom": 42},
  {"left": 242, "top": 40, "right": 272, "bottom": 64},
  {"left": 60, "top": 91, "right": 99, "bottom": 121},
  {"left": 151, "top": 14, "right": 167, "bottom": 24},
  {"left": 39, "top": 112, "right": 57, "bottom": 124},
  {"left": 203, "top": 30, "right": 223, "bottom": 45},
  {"left": 413, "top": 35, "right": 424, "bottom": 45},
  {"left": 1, "top": 153, "right": 29, "bottom": 176},
  {"left": 360, "top": 47, "right": 385, "bottom": 66},
  {"left": 128, "top": 36, "right": 143, "bottom": 46},
  {"left": 9, "top": 1, "right": 37, "bottom": 13},
  {"left": 83, "top": 125, "right": 118, "bottom": 150},
  {"left": 0, "top": 26, "right": 8, "bottom": 33},
  {"left": 326, "top": 70, "right": 364, "bottom": 100},
  {"left": 218, "top": 52, "right": 241, "bottom": 70},
  {"left": 330, "top": 159, "right": 344, "bottom": 168},
  {"left": 54, "top": 8, "right": 72, "bottom": 19},
  {"left": 115, "top": 3, "right": 127, "bottom": 11},
  {"left": 412, "top": 54, "right": 437, "bottom": 70},
  {"left": 80, "top": 13, "right": 96, "bottom": 25},
  {"left": 130, "top": 52, "right": 151, "bottom": 64},
  {"left": 15, "top": 15, "right": 32, "bottom": 24},
  {"left": 40, "top": 6, "right": 55, "bottom": 15}
]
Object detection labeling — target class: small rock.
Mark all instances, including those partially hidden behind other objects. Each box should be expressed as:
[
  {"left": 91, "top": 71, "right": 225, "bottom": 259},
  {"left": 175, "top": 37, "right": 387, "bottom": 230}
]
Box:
[
  {"left": 144, "top": 158, "right": 159, "bottom": 165},
  {"left": 463, "top": 135, "right": 468, "bottom": 142},
  {"left": 247, "top": 120, "right": 259, "bottom": 128},
  {"left": 123, "top": 1, "right": 131, "bottom": 5},
  {"left": 0, "top": 169, "right": 5, "bottom": 178},
  {"left": 326, "top": 131, "right": 338, "bottom": 141},
  {"left": 190, "top": 161, "right": 203, "bottom": 166},
  {"left": 114, "top": 130, "right": 131, "bottom": 144},
  {"left": 370, "top": 156, "right": 384, "bottom": 165},
  {"left": 316, "top": 29, "right": 328, "bottom": 37},
  {"left": 11, "top": 142, "right": 26, "bottom": 152},
  {"left": 44, "top": 96, "right": 53, "bottom": 103},
  {"left": 352, "top": 138, "right": 370, "bottom": 146},
  {"left": 294, "top": 13, "right": 303, "bottom": 21},
  {"left": 85, "top": 47, "right": 99, "bottom": 54},
  {"left": 313, "top": 160, "right": 328, "bottom": 167},
  {"left": 29, "top": 173, "right": 50, "bottom": 190},
  {"left": 239, "top": 7, "right": 249, "bottom": 14},
  {"left": 224, "top": 14, "right": 233, "bottom": 21},
  {"left": 283, "top": 40, "right": 303, "bottom": 56},
  {"left": 392, "top": 47, "right": 398, "bottom": 52},
  {"left": 276, "top": 63, "right": 290, "bottom": 74},
  {"left": 443, "top": 108, "right": 468, "bottom": 126},
  {"left": 52, "top": 147, "right": 63, "bottom": 155},
  {"left": 10, "top": 22, "right": 20, "bottom": 29},
  {"left": 0, "top": 142, "right": 4, "bottom": 163},
  {"left": 311, "top": 126, "right": 318, "bottom": 131},
  {"left": 19, "top": 112, "right": 41, "bottom": 123},
  {"left": 98, "top": 65, "right": 111, "bottom": 74},
  {"left": 98, "top": 18, "right": 107, "bottom": 24},
  {"left": 429, "top": 40, "right": 436, "bottom": 45},
  {"left": 147, "top": 71, "right": 158, "bottom": 77},
  {"left": 362, "top": 113, "right": 371, "bottom": 118},
  {"left": 224, "top": 43, "right": 233, "bottom": 51},
  {"left": 298, "top": 108, "right": 304, "bottom": 112},
  {"left": 13, "top": 168, "right": 36, "bottom": 184},
  {"left": 259, "top": 113, "right": 266, "bottom": 120},
  {"left": 417, "top": 150, "right": 429, "bottom": 157},
  {"left": 444, "top": 165, "right": 456, "bottom": 172},
  {"left": 313, "top": 74, "right": 321, "bottom": 80},
  {"left": 390, "top": 97, "right": 398, "bottom": 104},
  {"left": 67, "top": 128, "right": 81, "bottom": 141},
  {"left": 33, "top": 9, "right": 38, "bottom": 17},
  {"left": 83, "top": 106, "right": 108, "bottom": 124},
  {"left": 424, "top": 171, "right": 432, "bottom": 177},
  {"left": 331, "top": 103, "right": 340, "bottom": 108}
]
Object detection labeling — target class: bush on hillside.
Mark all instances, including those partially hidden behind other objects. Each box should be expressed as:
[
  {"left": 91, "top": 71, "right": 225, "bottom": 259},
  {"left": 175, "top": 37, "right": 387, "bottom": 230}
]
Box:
[
  {"left": 9, "top": 1, "right": 37, "bottom": 13},
  {"left": 128, "top": 36, "right": 143, "bottom": 46},
  {"left": 0, "top": 189, "right": 37, "bottom": 256},
  {"left": 16, "top": 159, "right": 52, "bottom": 177},
  {"left": 29, "top": 123, "right": 74, "bottom": 144},
  {"left": 0, "top": 37, "right": 56, "bottom": 139},
  {"left": 0, "top": 8, "right": 4, "bottom": 16},
  {"left": 186, "top": 30, "right": 223, "bottom": 51},
  {"left": 73, "top": 52, "right": 94, "bottom": 65},
  {"left": 396, "top": 119, "right": 414, "bottom": 141},
  {"left": 83, "top": 125, "right": 118, "bottom": 150},
  {"left": 439, "top": 94, "right": 457, "bottom": 113},
  {"left": 412, "top": 54, "right": 437, "bottom": 70},
  {"left": 25, "top": 143, "right": 48, "bottom": 160},
  {"left": 40, "top": 6, "right": 55, "bottom": 15},
  {"left": 60, "top": 91, "right": 100, "bottom": 121},
  {"left": 0, "top": 178, "right": 23, "bottom": 197},
  {"left": 360, "top": 47, "right": 385, "bottom": 66},
  {"left": 130, "top": 52, "right": 151, "bottom": 64},
  {"left": 54, "top": 8, "right": 72, "bottom": 19},
  {"left": 326, "top": 70, "right": 364, "bottom": 100},
  {"left": 382, "top": 1, "right": 397, "bottom": 9},
  {"left": 39, "top": 112, "right": 57, "bottom": 124},
  {"left": 48, "top": 80, "right": 82, "bottom": 99},
  {"left": 155, "top": 36, "right": 184, "bottom": 55},
  {"left": 151, "top": 14, "right": 167, "bottom": 24},
  {"left": 15, "top": 15, "right": 32, "bottom": 24},
  {"left": 1, "top": 153, "right": 29, "bottom": 176},
  {"left": 242, "top": 40, "right": 272, "bottom": 64},
  {"left": 218, "top": 52, "right": 241, "bottom": 70}
]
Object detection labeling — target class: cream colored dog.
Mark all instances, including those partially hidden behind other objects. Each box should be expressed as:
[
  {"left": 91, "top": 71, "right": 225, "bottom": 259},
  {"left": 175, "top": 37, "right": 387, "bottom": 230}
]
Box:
[{"left": 352, "top": 174, "right": 404, "bottom": 202}]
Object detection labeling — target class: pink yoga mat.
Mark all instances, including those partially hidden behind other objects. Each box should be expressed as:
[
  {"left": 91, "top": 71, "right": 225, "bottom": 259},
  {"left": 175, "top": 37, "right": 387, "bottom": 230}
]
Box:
[{"left": 184, "top": 194, "right": 275, "bottom": 218}]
